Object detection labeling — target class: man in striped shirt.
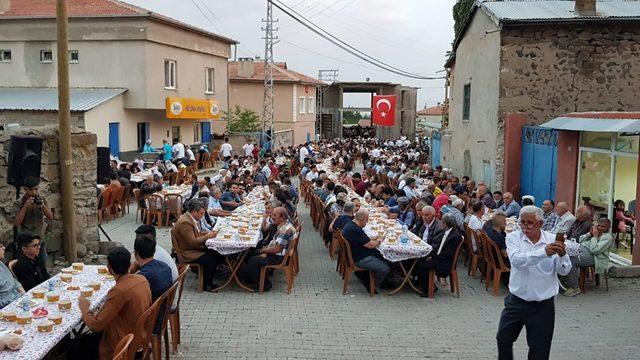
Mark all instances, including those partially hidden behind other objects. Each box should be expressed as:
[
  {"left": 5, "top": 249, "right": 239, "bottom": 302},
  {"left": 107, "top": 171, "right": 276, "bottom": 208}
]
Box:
[{"left": 541, "top": 200, "right": 558, "bottom": 232}]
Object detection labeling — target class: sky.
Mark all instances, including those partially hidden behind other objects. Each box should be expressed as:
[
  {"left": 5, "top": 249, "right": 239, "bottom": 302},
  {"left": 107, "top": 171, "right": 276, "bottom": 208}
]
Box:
[{"left": 124, "top": 0, "right": 457, "bottom": 109}]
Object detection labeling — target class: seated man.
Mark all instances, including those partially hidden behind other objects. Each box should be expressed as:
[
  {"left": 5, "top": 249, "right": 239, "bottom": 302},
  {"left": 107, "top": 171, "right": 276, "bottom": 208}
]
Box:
[
  {"left": 498, "top": 192, "right": 521, "bottom": 218},
  {"left": 242, "top": 207, "right": 297, "bottom": 291},
  {"left": 565, "top": 205, "right": 592, "bottom": 241},
  {"left": 329, "top": 201, "right": 356, "bottom": 233},
  {"left": 132, "top": 235, "right": 173, "bottom": 300},
  {"left": 76, "top": 247, "right": 151, "bottom": 360},
  {"left": 541, "top": 199, "right": 558, "bottom": 232},
  {"left": 0, "top": 241, "right": 24, "bottom": 308},
  {"left": 482, "top": 212, "right": 510, "bottom": 267},
  {"left": 552, "top": 202, "right": 576, "bottom": 234},
  {"left": 221, "top": 183, "right": 243, "bottom": 211},
  {"left": 414, "top": 215, "right": 463, "bottom": 296},
  {"left": 133, "top": 225, "right": 178, "bottom": 284},
  {"left": 413, "top": 206, "right": 445, "bottom": 247},
  {"left": 207, "top": 187, "right": 233, "bottom": 217},
  {"left": 564, "top": 218, "right": 614, "bottom": 297},
  {"left": 12, "top": 231, "right": 50, "bottom": 291},
  {"left": 258, "top": 200, "right": 280, "bottom": 248},
  {"left": 171, "top": 201, "right": 221, "bottom": 292},
  {"left": 342, "top": 210, "right": 390, "bottom": 292},
  {"left": 388, "top": 196, "right": 416, "bottom": 228}
]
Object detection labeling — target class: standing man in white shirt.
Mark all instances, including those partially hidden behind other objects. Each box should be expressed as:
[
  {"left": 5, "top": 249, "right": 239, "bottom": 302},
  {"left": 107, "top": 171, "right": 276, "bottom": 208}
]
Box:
[
  {"left": 496, "top": 205, "right": 571, "bottom": 360},
  {"left": 221, "top": 138, "right": 233, "bottom": 163},
  {"left": 171, "top": 138, "right": 185, "bottom": 164},
  {"left": 242, "top": 139, "right": 254, "bottom": 158},
  {"left": 299, "top": 144, "right": 309, "bottom": 164}
]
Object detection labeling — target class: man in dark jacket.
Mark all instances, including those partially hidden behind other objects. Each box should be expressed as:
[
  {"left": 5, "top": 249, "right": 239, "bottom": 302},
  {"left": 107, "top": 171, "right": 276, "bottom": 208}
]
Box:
[
  {"left": 412, "top": 206, "right": 445, "bottom": 247},
  {"left": 414, "top": 215, "right": 463, "bottom": 297}
]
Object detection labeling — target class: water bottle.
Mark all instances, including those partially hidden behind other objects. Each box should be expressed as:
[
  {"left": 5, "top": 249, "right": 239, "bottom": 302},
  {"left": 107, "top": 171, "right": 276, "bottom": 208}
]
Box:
[
  {"left": 48, "top": 280, "right": 55, "bottom": 292},
  {"left": 400, "top": 224, "right": 409, "bottom": 245}
]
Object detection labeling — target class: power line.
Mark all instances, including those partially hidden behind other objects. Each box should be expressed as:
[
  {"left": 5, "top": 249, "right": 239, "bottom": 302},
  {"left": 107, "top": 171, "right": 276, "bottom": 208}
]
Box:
[
  {"left": 270, "top": 0, "right": 443, "bottom": 80},
  {"left": 280, "top": 39, "right": 380, "bottom": 72}
]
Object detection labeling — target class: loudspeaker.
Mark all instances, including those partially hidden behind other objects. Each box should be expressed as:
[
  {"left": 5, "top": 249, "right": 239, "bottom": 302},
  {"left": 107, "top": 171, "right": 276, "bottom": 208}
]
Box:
[
  {"left": 97, "top": 147, "right": 111, "bottom": 185},
  {"left": 7, "top": 135, "right": 43, "bottom": 187}
]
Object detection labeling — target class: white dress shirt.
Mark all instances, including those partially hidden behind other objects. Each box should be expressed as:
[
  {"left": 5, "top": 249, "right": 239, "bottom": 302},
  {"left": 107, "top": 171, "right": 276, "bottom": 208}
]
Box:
[
  {"left": 506, "top": 230, "right": 572, "bottom": 302},
  {"left": 243, "top": 143, "right": 254, "bottom": 157},
  {"left": 221, "top": 143, "right": 233, "bottom": 157},
  {"left": 422, "top": 219, "right": 435, "bottom": 242}
]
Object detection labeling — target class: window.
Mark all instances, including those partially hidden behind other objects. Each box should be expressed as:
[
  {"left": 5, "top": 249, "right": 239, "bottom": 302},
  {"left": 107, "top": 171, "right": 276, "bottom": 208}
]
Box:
[
  {"left": 298, "top": 96, "right": 306, "bottom": 114},
  {"left": 69, "top": 50, "right": 79, "bottom": 63},
  {"left": 205, "top": 67, "right": 215, "bottom": 94},
  {"left": 0, "top": 50, "right": 11, "bottom": 62},
  {"left": 40, "top": 50, "right": 53, "bottom": 63},
  {"left": 462, "top": 83, "right": 471, "bottom": 121},
  {"left": 307, "top": 97, "right": 315, "bottom": 114},
  {"left": 137, "top": 122, "right": 150, "bottom": 150},
  {"left": 164, "top": 59, "right": 177, "bottom": 89},
  {"left": 193, "top": 123, "right": 200, "bottom": 143}
]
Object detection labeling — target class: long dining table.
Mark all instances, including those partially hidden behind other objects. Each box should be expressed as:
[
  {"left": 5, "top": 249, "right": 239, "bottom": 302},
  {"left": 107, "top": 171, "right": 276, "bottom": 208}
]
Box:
[
  {"left": 317, "top": 160, "right": 434, "bottom": 295},
  {"left": 0, "top": 265, "right": 115, "bottom": 360},
  {"left": 205, "top": 186, "right": 269, "bottom": 292}
]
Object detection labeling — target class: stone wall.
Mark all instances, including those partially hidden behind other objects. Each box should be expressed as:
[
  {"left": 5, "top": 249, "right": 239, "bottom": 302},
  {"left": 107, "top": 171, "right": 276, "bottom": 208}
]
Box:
[
  {"left": 0, "top": 125, "right": 99, "bottom": 259},
  {"left": 496, "top": 23, "right": 640, "bottom": 187},
  {"left": 273, "top": 129, "right": 293, "bottom": 150}
]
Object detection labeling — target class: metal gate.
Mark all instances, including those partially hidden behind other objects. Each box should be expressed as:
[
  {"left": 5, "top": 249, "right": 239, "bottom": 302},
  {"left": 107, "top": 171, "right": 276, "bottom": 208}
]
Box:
[
  {"left": 431, "top": 131, "right": 441, "bottom": 167},
  {"left": 520, "top": 126, "right": 558, "bottom": 206}
]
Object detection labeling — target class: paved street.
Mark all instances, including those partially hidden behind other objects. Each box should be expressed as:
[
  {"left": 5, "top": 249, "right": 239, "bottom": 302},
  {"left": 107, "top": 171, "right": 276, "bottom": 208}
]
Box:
[{"left": 100, "top": 192, "right": 640, "bottom": 360}]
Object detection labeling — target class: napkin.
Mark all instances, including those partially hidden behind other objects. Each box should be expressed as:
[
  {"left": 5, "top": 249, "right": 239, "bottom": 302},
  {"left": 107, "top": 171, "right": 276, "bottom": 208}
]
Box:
[{"left": 0, "top": 334, "right": 24, "bottom": 351}]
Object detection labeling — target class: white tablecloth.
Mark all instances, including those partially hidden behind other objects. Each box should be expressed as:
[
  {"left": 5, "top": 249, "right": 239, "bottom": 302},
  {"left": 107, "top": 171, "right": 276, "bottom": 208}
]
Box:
[
  {"left": 364, "top": 220, "right": 433, "bottom": 262},
  {"left": 205, "top": 187, "right": 267, "bottom": 255},
  {"left": 0, "top": 265, "right": 115, "bottom": 360}
]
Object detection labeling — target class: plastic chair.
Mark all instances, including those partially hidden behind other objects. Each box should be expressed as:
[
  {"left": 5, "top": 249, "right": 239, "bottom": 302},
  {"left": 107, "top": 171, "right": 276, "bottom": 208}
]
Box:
[
  {"left": 337, "top": 233, "right": 376, "bottom": 297},
  {"left": 133, "top": 188, "right": 145, "bottom": 223},
  {"left": 133, "top": 295, "right": 164, "bottom": 360},
  {"left": 112, "top": 333, "right": 134, "bottom": 360},
  {"left": 144, "top": 194, "right": 164, "bottom": 227},
  {"left": 169, "top": 265, "right": 189, "bottom": 354},
  {"left": 480, "top": 231, "right": 511, "bottom": 296},
  {"left": 259, "top": 232, "right": 300, "bottom": 294},
  {"left": 170, "top": 232, "right": 204, "bottom": 292},
  {"left": 97, "top": 187, "right": 113, "bottom": 224},
  {"left": 151, "top": 278, "right": 179, "bottom": 360},
  {"left": 164, "top": 194, "right": 183, "bottom": 226},
  {"left": 579, "top": 265, "right": 609, "bottom": 293},
  {"left": 427, "top": 237, "right": 465, "bottom": 298}
]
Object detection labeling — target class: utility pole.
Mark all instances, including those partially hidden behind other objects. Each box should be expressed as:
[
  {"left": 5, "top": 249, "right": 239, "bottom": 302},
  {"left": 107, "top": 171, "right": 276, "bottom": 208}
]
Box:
[
  {"left": 261, "top": 0, "right": 278, "bottom": 151},
  {"left": 315, "top": 69, "right": 338, "bottom": 141},
  {"left": 56, "top": 0, "right": 77, "bottom": 262}
]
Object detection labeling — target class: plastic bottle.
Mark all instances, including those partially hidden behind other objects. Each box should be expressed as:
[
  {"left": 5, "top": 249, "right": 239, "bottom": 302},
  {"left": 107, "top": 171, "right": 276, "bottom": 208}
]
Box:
[{"left": 400, "top": 224, "right": 409, "bottom": 244}]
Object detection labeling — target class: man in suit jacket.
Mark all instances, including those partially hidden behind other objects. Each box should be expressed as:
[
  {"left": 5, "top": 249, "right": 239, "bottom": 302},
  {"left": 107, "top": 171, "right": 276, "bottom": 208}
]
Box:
[
  {"left": 171, "top": 200, "right": 222, "bottom": 292},
  {"left": 412, "top": 206, "right": 446, "bottom": 248},
  {"left": 414, "top": 215, "right": 463, "bottom": 297}
]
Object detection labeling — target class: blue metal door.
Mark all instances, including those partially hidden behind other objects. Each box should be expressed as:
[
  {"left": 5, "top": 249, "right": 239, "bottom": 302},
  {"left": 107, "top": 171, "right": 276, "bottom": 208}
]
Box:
[
  {"left": 520, "top": 126, "right": 558, "bottom": 206},
  {"left": 108, "top": 122, "right": 120, "bottom": 158},
  {"left": 201, "top": 121, "right": 211, "bottom": 143},
  {"left": 431, "top": 131, "right": 441, "bottom": 167}
]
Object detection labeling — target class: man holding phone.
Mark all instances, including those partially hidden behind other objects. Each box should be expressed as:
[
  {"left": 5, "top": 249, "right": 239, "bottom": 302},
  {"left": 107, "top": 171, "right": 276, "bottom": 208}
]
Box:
[{"left": 496, "top": 205, "right": 571, "bottom": 360}]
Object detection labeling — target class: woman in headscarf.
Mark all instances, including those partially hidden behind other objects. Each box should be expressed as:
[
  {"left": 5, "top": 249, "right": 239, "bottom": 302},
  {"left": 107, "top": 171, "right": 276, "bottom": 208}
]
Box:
[{"left": 143, "top": 139, "right": 155, "bottom": 153}]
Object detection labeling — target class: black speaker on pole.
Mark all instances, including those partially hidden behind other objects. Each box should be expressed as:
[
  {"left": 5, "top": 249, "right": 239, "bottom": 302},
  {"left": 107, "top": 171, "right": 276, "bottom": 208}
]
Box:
[
  {"left": 7, "top": 135, "right": 43, "bottom": 187},
  {"left": 97, "top": 147, "right": 111, "bottom": 185}
]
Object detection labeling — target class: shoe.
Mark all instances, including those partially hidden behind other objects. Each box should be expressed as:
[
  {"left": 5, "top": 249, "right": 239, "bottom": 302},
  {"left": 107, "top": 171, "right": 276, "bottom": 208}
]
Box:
[
  {"left": 203, "top": 284, "right": 220, "bottom": 292},
  {"left": 563, "top": 287, "right": 581, "bottom": 297}
]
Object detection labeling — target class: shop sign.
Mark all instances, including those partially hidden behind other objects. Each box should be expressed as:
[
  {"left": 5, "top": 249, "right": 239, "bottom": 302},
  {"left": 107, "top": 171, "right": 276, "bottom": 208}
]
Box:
[{"left": 166, "top": 97, "right": 220, "bottom": 119}]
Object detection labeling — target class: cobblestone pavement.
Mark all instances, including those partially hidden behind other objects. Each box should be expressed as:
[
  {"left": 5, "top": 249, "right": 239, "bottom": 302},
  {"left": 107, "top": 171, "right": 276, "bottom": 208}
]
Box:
[{"left": 102, "top": 191, "right": 640, "bottom": 360}]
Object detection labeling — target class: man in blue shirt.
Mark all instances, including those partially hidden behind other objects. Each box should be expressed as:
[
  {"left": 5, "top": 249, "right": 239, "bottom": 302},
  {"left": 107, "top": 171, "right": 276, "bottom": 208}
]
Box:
[
  {"left": 208, "top": 187, "right": 232, "bottom": 217},
  {"left": 162, "top": 139, "right": 172, "bottom": 161},
  {"left": 221, "top": 183, "right": 242, "bottom": 211},
  {"left": 133, "top": 235, "right": 173, "bottom": 300},
  {"left": 498, "top": 192, "right": 521, "bottom": 218},
  {"left": 388, "top": 196, "right": 416, "bottom": 228},
  {"left": 342, "top": 210, "right": 390, "bottom": 292}
]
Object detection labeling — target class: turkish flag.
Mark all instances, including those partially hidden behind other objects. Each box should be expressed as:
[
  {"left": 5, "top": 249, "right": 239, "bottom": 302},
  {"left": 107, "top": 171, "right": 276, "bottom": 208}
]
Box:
[{"left": 371, "top": 95, "right": 396, "bottom": 126}]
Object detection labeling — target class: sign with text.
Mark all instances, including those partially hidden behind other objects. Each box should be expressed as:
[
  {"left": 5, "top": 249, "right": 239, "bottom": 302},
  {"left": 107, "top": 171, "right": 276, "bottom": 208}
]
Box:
[{"left": 166, "top": 97, "right": 220, "bottom": 119}]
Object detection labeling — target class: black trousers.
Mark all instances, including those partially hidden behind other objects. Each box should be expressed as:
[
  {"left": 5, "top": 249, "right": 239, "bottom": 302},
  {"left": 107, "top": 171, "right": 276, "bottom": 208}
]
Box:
[
  {"left": 496, "top": 293, "right": 555, "bottom": 360},
  {"left": 193, "top": 250, "right": 223, "bottom": 287},
  {"left": 242, "top": 254, "right": 283, "bottom": 285},
  {"left": 414, "top": 258, "right": 450, "bottom": 293}
]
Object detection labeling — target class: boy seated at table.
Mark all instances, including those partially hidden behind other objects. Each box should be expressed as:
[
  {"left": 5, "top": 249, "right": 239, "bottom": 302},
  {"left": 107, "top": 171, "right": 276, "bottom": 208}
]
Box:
[{"left": 71, "top": 247, "right": 151, "bottom": 360}]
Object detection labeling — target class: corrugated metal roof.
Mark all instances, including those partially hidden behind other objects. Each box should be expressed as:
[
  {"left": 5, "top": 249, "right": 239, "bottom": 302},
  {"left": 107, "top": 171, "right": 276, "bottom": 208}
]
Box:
[
  {"left": 482, "top": 0, "right": 640, "bottom": 23},
  {"left": 0, "top": 87, "right": 127, "bottom": 111},
  {"left": 540, "top": 116, "right": 640, "bottom": 132}
]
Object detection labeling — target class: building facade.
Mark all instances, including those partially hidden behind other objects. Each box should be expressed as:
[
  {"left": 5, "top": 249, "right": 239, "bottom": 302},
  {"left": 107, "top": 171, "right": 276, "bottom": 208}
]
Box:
[
  {"left": 228, "top": 59, "right": 323, "bottom": 146},
  {"left": 0, "top": 0, "right": 235, "bottom": 160},
  {"left": 443, "top": 0, "right": 640, "bottom": 193},
  {"left": 416, "top": 104, "right": 444, "bottom": 136}
]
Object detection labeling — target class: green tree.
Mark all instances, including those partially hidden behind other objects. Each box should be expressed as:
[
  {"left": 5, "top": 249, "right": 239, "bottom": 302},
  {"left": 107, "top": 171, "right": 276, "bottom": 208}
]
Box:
[
  {"left": 342, "top": 110, "right": 362, "bottom": 125},
  {"left": 452, "top": 0, "right": 475, "bottom": 40},
  {"left": 225, "top": 105, "right": 261, "bottom": 133}
]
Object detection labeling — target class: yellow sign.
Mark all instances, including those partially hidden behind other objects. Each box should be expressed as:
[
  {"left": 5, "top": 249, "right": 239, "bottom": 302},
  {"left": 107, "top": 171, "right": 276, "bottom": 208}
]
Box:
[{"left": 166, "top": 97, "right": 220, "bottom": 119}]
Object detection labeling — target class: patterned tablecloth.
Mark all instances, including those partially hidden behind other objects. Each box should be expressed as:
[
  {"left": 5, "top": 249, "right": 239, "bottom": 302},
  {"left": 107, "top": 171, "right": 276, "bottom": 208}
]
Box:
[
  {"left": 205, "top": 187, "right": 267, "bottom": 255},
  {"left": 0, "top": 265, "right": 115, "bottom": 360},
  {"left": 365, "top": 211, "right": 433, "bottom": 262}
]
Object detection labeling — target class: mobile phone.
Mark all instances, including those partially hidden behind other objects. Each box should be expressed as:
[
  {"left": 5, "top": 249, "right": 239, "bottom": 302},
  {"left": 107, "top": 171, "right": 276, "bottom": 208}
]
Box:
[{"left": 555, "top": 232, "right": 565, "bottom": 243}]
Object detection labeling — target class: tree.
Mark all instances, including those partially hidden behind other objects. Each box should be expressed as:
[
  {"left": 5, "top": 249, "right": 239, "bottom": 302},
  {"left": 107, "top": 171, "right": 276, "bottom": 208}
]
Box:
[
  {"left": 342, "top": 110, "right": 362, "bottom": 125},
  {"left": 225, "top": 105, "right": 261, "bottom": 133},
  {"left": 452, "top": 0, "right": 475, "bottom": 41}
]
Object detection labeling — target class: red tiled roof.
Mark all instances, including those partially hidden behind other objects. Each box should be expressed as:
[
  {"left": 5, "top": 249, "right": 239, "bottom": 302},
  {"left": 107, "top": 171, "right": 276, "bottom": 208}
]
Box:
[
  {"left": 416, "top": 105, "right": 444, "bottom": 116},
  {"left": 229, "top": 61, "right": 324, "bottom": 86},
  {"left": 0, "top": 0, "right": 237, "bottom": 44},
  {"left": 0, "top": 0, "right": 147, "bottom": 18}
]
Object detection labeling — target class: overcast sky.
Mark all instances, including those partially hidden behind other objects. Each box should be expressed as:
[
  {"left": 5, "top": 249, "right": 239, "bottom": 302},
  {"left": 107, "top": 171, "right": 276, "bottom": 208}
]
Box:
[{"left": 125, "top": 0, "right": 456, "bottom": 109}]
